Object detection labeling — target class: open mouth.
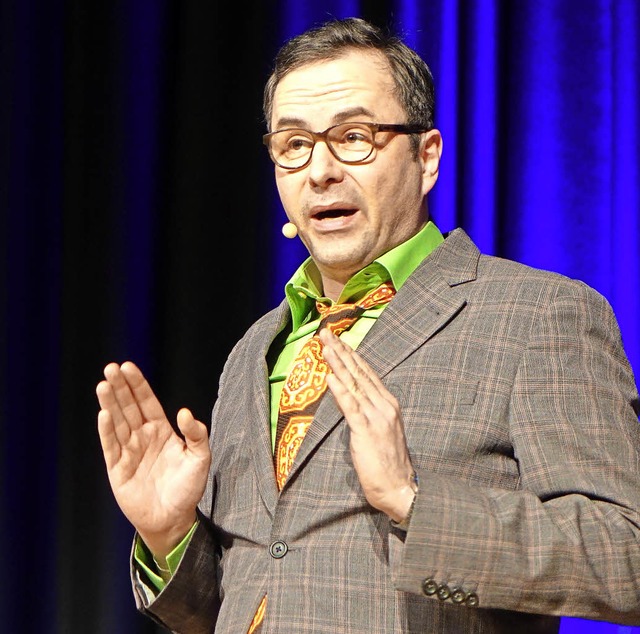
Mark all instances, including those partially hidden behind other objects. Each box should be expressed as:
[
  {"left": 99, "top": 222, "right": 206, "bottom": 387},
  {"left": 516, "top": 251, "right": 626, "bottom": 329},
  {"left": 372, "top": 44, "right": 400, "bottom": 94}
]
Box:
[{"left": 313, "top": 208, "right": 358, "bottom": 220}]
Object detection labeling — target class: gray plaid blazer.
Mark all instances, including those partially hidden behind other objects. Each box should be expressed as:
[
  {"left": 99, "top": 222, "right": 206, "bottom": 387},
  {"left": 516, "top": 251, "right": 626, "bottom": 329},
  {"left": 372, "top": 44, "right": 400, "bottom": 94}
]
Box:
[{"left": 132, "top": 229, "right": 640, "bottom": 633}]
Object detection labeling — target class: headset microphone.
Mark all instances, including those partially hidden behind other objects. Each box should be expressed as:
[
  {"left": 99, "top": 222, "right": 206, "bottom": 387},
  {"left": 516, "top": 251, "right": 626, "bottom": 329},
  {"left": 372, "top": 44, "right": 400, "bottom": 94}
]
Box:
[{"left": 282, "top": 222, "right": 298, "bottom": 239}]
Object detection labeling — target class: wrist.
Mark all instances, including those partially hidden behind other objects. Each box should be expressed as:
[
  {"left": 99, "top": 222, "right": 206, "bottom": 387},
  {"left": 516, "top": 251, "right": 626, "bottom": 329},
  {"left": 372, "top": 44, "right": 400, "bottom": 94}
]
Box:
[
  {"left": 391, "top": 471, "right": 419, "bottom": 531},
  {"left": 138, "top": 516, "right": 197, "bottom": 560}
]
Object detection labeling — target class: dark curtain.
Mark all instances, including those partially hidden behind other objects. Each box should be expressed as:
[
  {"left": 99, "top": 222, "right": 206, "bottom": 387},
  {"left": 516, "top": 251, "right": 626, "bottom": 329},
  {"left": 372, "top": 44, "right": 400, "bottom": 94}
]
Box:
[{"left": 1, "top": 1, "right": 638, "bottom": 633}]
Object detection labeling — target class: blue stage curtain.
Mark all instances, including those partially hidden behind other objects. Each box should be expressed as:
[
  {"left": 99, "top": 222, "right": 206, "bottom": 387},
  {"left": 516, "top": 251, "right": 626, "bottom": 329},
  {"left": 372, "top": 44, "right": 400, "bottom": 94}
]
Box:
[{"left": 1, "top": 1, "right": 637, "bottom": 632}]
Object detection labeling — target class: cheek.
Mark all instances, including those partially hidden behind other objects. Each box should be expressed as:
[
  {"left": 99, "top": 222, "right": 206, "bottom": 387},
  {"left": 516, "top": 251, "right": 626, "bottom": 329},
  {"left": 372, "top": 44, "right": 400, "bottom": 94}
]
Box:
[
  {"left": 372, "top": 167, "right": 423, "bottom": 225},
  {"left": 366, "top": 166, "right": 415, "bottom": 206}
]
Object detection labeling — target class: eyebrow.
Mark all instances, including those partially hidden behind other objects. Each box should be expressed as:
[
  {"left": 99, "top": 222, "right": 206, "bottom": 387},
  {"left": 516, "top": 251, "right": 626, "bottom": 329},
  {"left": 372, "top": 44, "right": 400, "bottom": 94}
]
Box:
[{"left": 273, "top": 106, "right": 377, "bottom": 131}]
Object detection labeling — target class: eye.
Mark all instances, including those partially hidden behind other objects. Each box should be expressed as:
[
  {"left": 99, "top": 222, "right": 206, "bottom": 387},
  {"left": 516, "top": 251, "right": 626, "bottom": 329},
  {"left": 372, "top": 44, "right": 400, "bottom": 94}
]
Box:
[
  {"left": 344, "top": 131, "right": 368, "bottom": 143},
  {"left": 283, "top": 133, "right": 313, "bottom": 154},
  {"left": 334, "top": 124, "right": 373, "bottom": 147}
]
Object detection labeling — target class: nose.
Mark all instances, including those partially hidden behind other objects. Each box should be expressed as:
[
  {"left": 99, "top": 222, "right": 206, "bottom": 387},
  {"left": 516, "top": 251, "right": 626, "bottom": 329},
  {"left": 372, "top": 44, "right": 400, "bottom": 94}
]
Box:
[{"left": 307, "top": 140, "right": 345, "bottom": 188}]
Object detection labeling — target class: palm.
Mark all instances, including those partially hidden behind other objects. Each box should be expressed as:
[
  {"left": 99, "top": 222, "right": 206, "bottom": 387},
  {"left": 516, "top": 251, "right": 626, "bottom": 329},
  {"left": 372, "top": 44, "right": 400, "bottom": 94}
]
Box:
[
  {"left": 97, "top": 362, "right": 211, "bottom": 542},
  {"left": 108, "top": 416, "right": 208, "bottom": 532}
]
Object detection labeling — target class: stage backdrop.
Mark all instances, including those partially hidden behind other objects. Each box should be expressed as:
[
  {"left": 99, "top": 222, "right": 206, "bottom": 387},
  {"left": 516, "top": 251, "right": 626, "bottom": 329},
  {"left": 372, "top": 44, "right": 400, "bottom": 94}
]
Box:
[{"left": 1, "top": 1, "right": 638, "bottom": 632}]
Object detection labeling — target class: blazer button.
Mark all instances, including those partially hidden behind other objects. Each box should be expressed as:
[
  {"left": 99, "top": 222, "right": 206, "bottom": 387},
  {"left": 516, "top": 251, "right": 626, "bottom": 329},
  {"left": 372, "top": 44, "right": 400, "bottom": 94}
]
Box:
[
  {"left": 466, "top": 592, "right": 479, "bottom": 607},
  {"left": 451, "top": 587, "right": 466, "bottom": 604},
  {"left": 421, "top": 578, "right": 438, "bottom": 596},
  {"left": 269, "top": 541, "right": 288, "bottom": 559},
  {"left": 436, "top": 584, "right": 451, "bottom": 601}
]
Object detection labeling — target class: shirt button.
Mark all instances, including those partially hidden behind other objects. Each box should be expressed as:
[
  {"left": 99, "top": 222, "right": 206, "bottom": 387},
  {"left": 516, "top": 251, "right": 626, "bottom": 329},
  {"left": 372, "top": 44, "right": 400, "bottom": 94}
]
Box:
[
  {"left": 466, "top": 592, "right": 480, "bottom": 607},
  {"left": 269, "top": 540, "right": 288, "bottom": 559}
]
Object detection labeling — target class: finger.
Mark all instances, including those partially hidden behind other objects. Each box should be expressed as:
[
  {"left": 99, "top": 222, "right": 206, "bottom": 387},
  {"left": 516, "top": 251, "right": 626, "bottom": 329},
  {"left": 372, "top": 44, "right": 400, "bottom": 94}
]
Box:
[
  {"left": 349, "top": 350, "right": 399, "bottom": 408},
  {"left": 326, "top": 331, "right": 377, "bottom": 386},
  {"left": 321, "top": 331, "right": 379, "bottom": 406},
  {"left": 322, "top": 329, "right": 398, "bottom": 408},
  {"left": 102, "top": 362, "right": 146, "bottom": 432},
  {"left": 319, "top": 329, "right": 358, "bottom": 379},
  {"left": 320, "top": 339, "right": 374, "bottom": 425},
  {"left": 322, "top": 350, "right": 374, "bottom": 422},
  {"left": 176, "top": 408, "right": 210, "bottom": 460},
  {"left": 97, "top": 408, "right": 121, "bottom": 470},
  {"left": 96, "top": 377, "right": 133, "bottom": 445},
  {"left": 322, "top": 332, "right": 400, "bottom": 431},
  {"left": 120, "top": 361, "right": 169, "bottom": 423},
  {"left": 326, "top": 368, "right": 396, "bottom": 436},
  {"left": 325, "top": 372, "right": 368, "bottom": 423},
  {"left": 103, "top": 361, "right": 167, "bottom": 432}
]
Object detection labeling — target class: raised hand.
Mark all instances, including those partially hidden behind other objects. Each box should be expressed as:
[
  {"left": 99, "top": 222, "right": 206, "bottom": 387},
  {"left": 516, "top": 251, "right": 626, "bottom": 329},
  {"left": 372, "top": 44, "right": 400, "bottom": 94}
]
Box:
[
  {"left": 319, "top": 329, "right": 416, "bottom": 523},
  {"left": 96, "top": 361, "right": 211, "bottom": 558}
]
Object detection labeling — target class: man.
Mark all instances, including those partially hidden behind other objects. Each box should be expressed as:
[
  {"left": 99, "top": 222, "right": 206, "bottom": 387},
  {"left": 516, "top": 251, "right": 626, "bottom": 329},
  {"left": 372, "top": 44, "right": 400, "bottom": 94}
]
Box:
[{"left": 96, "top": 17, "right": 640, "bottom": 634}]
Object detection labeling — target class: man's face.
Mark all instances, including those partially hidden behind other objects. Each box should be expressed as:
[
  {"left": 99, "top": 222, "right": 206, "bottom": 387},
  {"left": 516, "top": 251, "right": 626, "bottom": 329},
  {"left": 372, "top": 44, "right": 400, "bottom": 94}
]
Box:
[{"left": 270, "top": 50, "right": 442, "bottom": 287}]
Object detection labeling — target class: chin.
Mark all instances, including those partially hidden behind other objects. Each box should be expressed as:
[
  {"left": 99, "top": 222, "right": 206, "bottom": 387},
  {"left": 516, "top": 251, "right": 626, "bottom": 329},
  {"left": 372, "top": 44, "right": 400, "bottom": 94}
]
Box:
[
  {"left": 312, "top": 233, "right": 375, "bottom": 264},
  {"left": 314, "top": 253, "right": 371, "bottom": 279}
]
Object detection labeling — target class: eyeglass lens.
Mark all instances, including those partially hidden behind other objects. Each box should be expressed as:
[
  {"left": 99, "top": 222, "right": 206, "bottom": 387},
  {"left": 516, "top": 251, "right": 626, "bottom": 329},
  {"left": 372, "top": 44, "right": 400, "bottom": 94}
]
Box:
[{"left": 269, "top": 122, "right": 376, "bottom": 168}]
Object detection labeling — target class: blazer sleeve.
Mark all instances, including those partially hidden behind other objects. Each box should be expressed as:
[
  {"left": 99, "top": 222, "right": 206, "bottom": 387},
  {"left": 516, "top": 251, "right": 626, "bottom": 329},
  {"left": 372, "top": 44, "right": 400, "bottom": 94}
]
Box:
[
  {"left": 394, "top": 280, "right": 640, "bottom": 625},
  {"left": 130, "top": 510, "right": 221, "bottom": 633}
]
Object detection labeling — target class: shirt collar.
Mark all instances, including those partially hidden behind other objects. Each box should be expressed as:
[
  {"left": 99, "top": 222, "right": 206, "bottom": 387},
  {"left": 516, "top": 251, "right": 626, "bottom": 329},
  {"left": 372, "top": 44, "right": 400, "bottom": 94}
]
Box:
[{"left": 284, "top": 221, "right": 444, "bottom": 331}]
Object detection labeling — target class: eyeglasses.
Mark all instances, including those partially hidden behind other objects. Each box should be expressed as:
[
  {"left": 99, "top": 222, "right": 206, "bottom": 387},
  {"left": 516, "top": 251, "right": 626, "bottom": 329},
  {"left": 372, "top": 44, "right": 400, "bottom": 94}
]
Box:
[{"left": 263, "top": 121, "right": 429, "bottom": 170}]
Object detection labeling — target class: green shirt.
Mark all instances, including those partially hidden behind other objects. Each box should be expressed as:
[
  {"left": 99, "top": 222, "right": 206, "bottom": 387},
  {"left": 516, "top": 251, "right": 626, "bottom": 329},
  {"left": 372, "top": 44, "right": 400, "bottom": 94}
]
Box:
[{"left": 136, "top": 221, "right": 444, "bottom": 591}]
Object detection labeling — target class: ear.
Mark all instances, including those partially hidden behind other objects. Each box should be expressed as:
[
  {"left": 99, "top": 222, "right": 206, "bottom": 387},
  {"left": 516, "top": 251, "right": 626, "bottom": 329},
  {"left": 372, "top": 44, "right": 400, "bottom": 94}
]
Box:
[{"left": 419, "top": 129, "right": 443, "bottom": 196}]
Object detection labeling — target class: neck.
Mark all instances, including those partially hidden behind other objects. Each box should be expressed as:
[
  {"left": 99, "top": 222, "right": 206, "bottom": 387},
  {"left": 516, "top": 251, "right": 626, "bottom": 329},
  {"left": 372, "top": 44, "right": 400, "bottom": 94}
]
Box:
[
  {"left": 321, "top": 277, "right": 346, "bottom": 302},
  {"left": 316, "top": 262, "right": 357, "bottom": 301}
]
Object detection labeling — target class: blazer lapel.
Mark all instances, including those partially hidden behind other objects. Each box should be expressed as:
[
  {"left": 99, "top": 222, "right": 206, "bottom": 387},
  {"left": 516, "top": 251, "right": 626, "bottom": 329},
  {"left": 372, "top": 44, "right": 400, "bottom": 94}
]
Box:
[
  {"left": 248, "top": 302, "right": 291, "bottom": 515},
  {"left": 282, "top": 228, "right": 480, "bottom": 487}
]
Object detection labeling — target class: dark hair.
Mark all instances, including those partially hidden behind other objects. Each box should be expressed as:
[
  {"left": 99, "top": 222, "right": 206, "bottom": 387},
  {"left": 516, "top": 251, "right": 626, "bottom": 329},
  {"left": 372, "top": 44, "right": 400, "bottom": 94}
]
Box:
[{"left": 263, "top": 17, "right": 436, "bottom": 138}]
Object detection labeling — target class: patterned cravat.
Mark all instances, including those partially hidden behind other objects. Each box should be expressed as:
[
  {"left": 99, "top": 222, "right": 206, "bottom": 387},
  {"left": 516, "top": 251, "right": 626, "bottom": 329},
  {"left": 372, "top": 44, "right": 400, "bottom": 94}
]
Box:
[
  {"left": 274, "top": 281, "right": 396, "bottom": 488},
  {"left": 247, "top": 281, "right": 396, "bottom": 633}
]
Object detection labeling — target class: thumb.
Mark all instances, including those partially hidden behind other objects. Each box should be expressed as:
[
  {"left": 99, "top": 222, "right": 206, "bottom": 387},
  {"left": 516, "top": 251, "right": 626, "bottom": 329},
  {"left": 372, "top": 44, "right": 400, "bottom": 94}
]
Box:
[{"left": 176, "top": 407, "right": 209, "bottom": 456}]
